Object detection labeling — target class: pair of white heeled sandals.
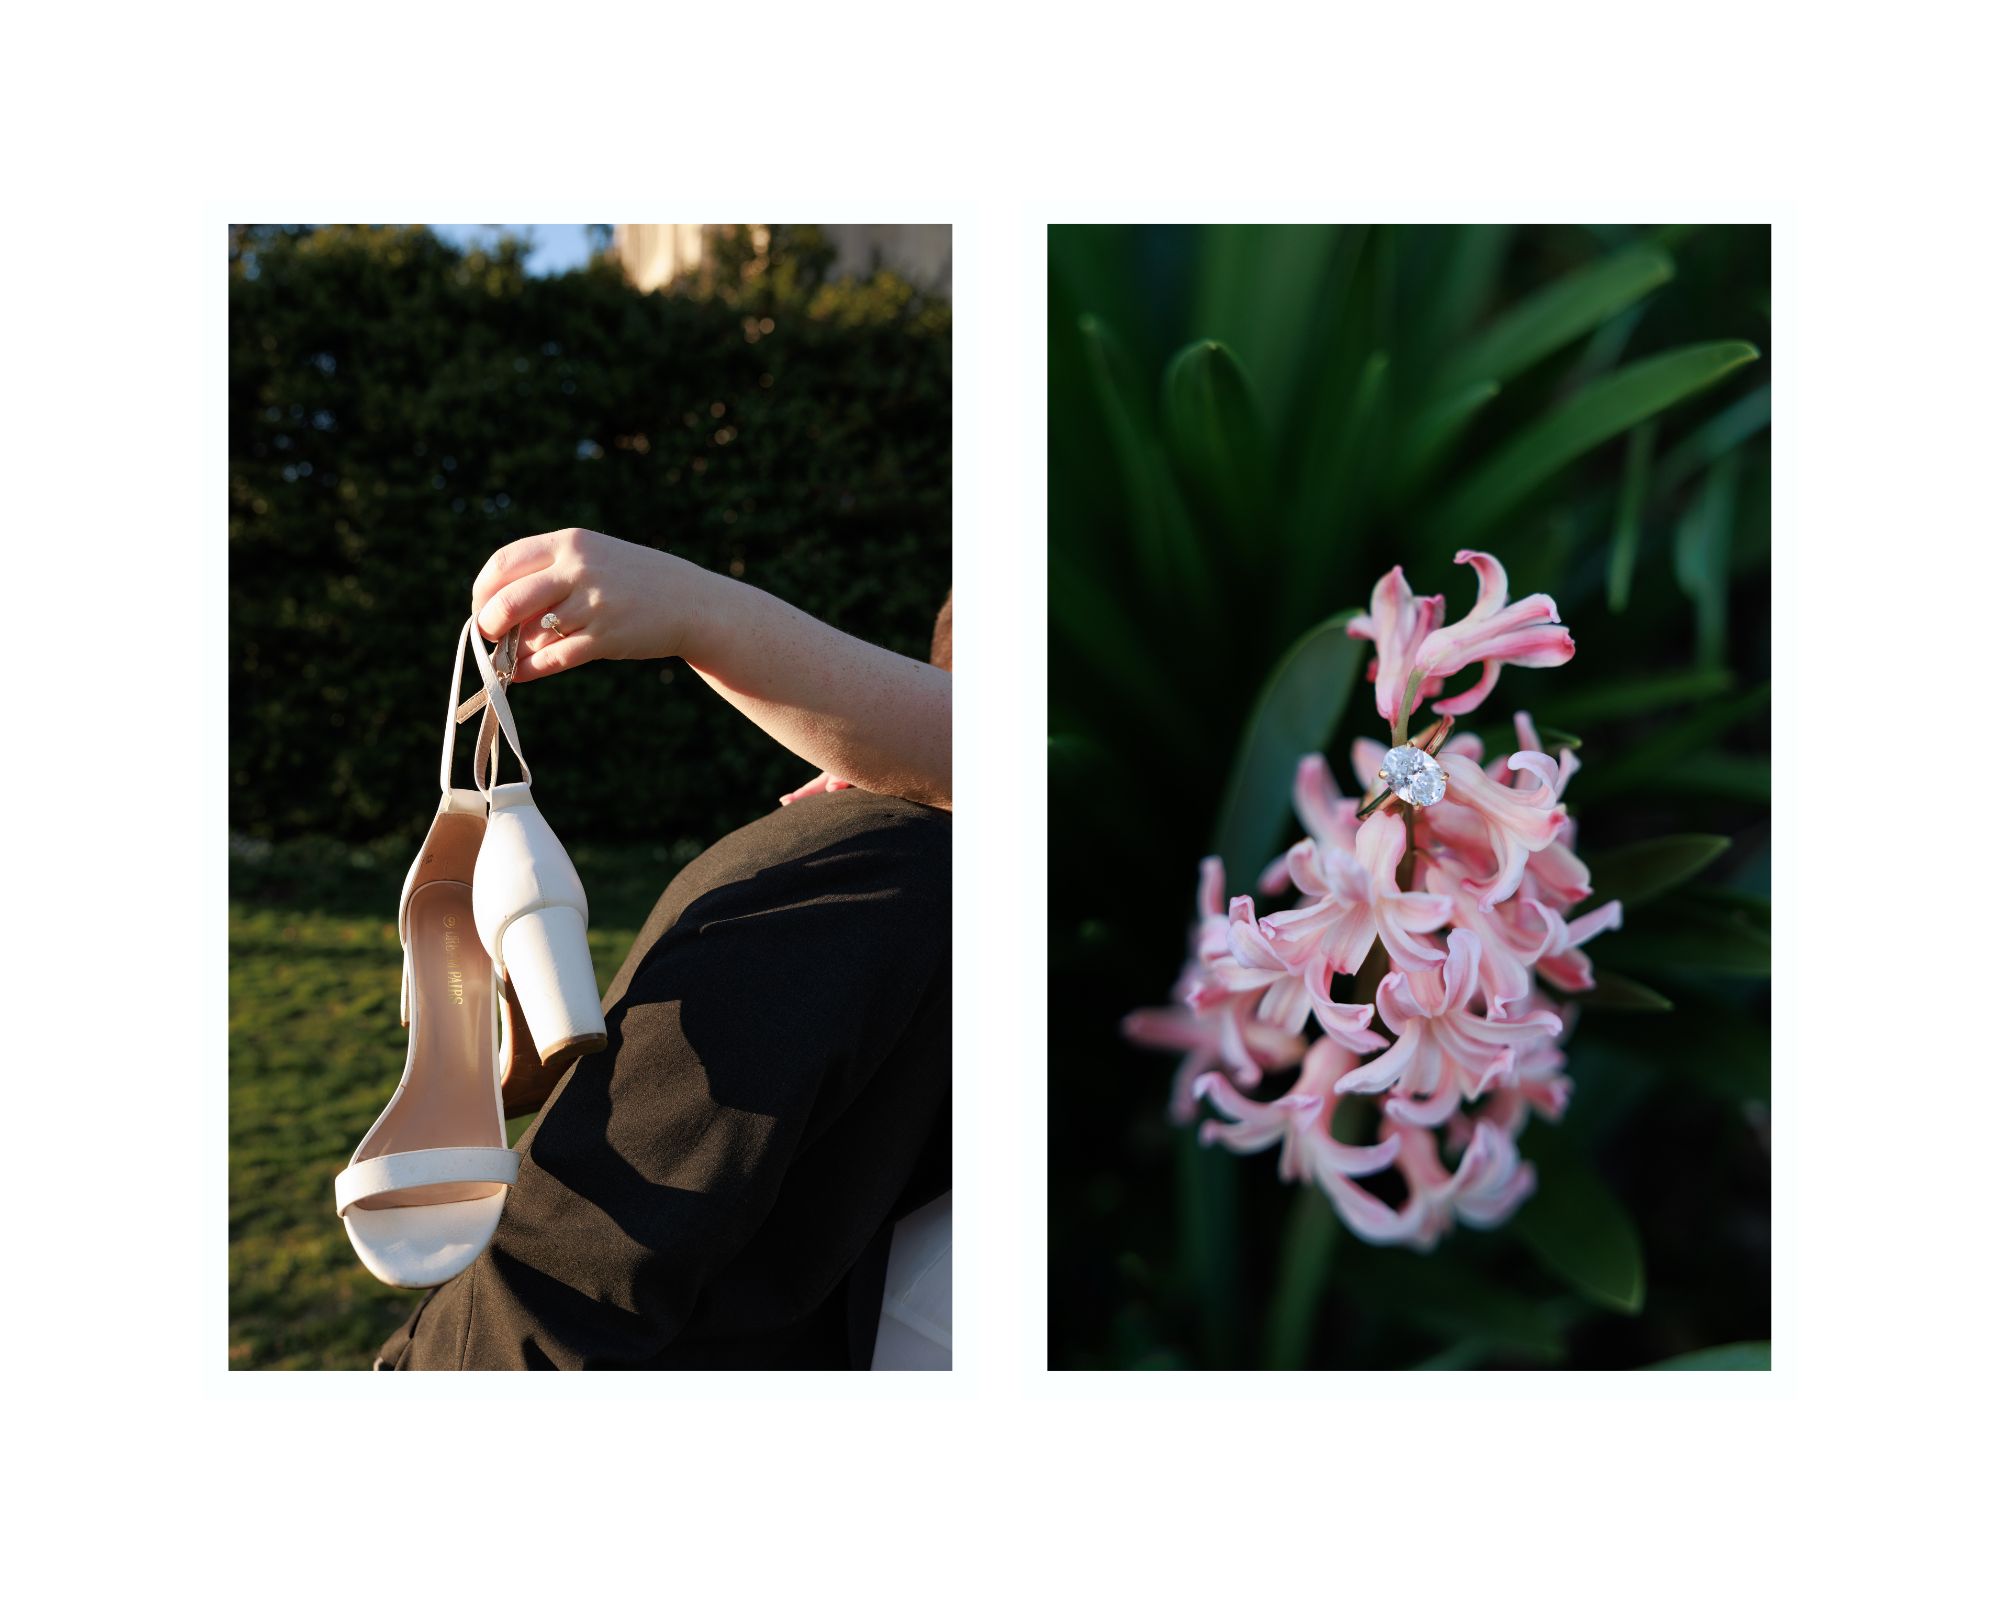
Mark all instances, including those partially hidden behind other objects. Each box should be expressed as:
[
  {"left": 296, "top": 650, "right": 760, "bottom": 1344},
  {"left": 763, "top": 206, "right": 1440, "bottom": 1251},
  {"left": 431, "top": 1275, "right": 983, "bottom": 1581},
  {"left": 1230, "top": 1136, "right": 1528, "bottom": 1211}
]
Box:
[{"left": 336, "top": 617, "right": 606, "bottom": 1288}]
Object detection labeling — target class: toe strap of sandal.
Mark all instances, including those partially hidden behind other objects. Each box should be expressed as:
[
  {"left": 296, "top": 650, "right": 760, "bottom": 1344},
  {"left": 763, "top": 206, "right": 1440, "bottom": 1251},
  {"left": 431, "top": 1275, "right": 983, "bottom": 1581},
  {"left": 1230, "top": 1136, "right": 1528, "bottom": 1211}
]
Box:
[{"left": 335, "top": 1147, "right": 523, "bottom": 1217}]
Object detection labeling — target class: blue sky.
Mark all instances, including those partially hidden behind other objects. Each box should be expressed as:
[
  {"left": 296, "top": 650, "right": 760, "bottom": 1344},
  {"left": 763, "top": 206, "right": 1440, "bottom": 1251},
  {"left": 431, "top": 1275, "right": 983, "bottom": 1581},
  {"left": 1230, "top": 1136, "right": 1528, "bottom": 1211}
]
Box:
[{"left": 430, "top": 224, "right": 600, "bottom": 276}]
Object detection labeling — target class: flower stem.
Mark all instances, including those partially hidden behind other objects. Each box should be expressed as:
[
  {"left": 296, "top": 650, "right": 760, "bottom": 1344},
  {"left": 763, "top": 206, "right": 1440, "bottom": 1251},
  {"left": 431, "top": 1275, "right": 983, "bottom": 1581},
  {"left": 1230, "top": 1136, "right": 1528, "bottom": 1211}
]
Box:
[
  {"left": 1392, "top": 665, "right": 1427, "bottom": 747},
  {"left": 1262, "top": 1183, "right": 1340, "bottom": 1368}
]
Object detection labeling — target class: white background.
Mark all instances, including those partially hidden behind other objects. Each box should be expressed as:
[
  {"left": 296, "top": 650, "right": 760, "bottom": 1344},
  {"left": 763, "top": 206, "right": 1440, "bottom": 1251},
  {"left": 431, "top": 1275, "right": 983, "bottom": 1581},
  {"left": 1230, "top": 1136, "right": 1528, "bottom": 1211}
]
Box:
[{"left": 4, "top": 1, "right": 1992, "bottom": 1591}]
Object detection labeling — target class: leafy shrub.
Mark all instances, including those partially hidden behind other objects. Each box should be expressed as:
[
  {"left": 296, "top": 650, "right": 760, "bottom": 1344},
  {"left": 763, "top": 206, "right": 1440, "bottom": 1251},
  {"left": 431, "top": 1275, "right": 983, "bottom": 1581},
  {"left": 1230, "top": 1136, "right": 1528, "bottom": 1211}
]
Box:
[{"left": 229, "top": 225, "right": 950, "bottom": 850}]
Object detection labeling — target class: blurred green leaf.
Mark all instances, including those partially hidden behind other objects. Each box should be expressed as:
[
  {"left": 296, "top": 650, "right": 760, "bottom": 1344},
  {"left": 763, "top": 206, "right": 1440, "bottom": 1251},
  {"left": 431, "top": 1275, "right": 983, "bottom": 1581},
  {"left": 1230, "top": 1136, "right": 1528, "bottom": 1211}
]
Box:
[
  {"left": 1212, "top": 611, "right": 1366, "bottom": 894},
  {"left": 1049, "top": 733, "right": 1120, "bottom": 802},
  {"left": 1177, "top": 1131, "right": 1242, "bottom": 1368},
  {"left": 1598, "top": 901, "right": 1771, "bottom": 978},
  {"left": 1587, "top": 834, "right": 1730, "bottom": 910},
  {"left": 1411, "top": 1337, "right": 1492, "bottom": 1370},
  {"left": 1578, "top": 971, "right": 1675, "bottom": 1012},
  {"left": 1435, "top": 246, "right": 1674, "bottom": 396},
  {"left": 1656, "top": 385, "right": 1770, "bottom": 498},
  {"left": 1292, "top": 351, "right": 1389, "bottom": 619},
  {"left": 1345, "top": 1248, "right": 1565, "bottom": 1361},
  {"left": 1516, "top": 1133, "right": 1646, "bottom": 1314},
  {"left": 1262, "top": 1186, "right": 1340, "bottom": 1369},
  {"left": 1649, "top": 223, "right": 1706, "bottom": 253},
  {"left": 1671, "top": 1003, "right": 1772, "bottom": 1101},
  {"left": 1080, "top": 315, "right": 1205, "bottom": 608},
  {"left": 1689, "top": 884, "right": 1770, "bottom": 926},
  {"left": 1674, "top": 453, "right": 1740, "bottom": 670},
  {"left": 1193, "top": 225, "right": 1342, "bottom": 431},
  {"left": 1651, "top": 752, "right": 1771, "bottom": 803},
  {"left": 1583, "top": 681, "right": 1770, "bottom": 799},
  {"left": 1162, "top": 339, "right": 1274, "bottom": 539},
  {"left": 1049, "top": 537, "right": 1193, "bottom": 755},
  {"left": 1537, "top": 666, "right": 1735, "bottom": 727},
  {"left": 1565, "top": 300, "right": 1649, "bottom": 392},
  {"left": 1049, "top": 226, "right": 1139, "bottom": 348},
  {"left": 1648, "top": 1341, "right": 1770, "bottom": 1371},
  {"left": 1429, "top": 225, "right": 1514, "bottom": 346},
  {"left": 1395, "top": 378, "right": 1500, "bottom": 493},
  {"left": 1606, "top": 420, "right": 1656, "bottom": 613},
  {"left": 1433, "top": 341, "right": 1761, "bottom": 543}
]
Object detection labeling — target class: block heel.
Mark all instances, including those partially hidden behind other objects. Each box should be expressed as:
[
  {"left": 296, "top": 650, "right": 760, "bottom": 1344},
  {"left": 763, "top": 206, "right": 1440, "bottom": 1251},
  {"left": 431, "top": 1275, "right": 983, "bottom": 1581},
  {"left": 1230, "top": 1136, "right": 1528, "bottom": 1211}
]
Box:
[{"left": 499, "top": 903, "right": 606, "bottom": 1067}]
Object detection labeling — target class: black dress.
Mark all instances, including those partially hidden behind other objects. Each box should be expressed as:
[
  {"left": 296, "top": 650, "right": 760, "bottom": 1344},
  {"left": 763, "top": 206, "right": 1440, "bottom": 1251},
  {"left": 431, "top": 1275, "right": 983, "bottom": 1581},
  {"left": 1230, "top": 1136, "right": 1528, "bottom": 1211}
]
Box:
[{"left": 375, "top": 787, "right": 951, "bottom": 1369}]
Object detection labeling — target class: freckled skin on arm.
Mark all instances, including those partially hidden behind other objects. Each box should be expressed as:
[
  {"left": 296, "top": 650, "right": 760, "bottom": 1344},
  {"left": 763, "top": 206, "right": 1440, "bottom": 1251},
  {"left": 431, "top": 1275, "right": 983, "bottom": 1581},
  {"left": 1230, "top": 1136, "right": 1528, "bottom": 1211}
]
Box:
[
  {"left": 472, "top": 530, "right": 951, "bottom": 812},
  {"left": 684, "top": 575, "right": 952, "bottom": 812}
]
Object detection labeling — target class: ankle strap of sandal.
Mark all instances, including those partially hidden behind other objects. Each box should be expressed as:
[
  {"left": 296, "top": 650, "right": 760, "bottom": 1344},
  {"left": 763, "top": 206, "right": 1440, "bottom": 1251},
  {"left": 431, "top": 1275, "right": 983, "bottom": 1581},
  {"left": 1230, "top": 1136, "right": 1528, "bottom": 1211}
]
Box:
[{"left": 439, "top": 617, "right": 532, "bottom": 795}]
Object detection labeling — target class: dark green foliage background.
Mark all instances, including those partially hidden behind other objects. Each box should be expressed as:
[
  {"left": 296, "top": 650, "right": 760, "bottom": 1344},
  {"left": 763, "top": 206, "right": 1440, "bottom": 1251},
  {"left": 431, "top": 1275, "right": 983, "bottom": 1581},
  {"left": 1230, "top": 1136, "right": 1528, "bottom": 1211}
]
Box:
[
  {"left": 1050, "top": 225, "right": 1771, "bottom": 1371},
  {"left": 230, "top": 225, "right": 950, "bottom": 851}
]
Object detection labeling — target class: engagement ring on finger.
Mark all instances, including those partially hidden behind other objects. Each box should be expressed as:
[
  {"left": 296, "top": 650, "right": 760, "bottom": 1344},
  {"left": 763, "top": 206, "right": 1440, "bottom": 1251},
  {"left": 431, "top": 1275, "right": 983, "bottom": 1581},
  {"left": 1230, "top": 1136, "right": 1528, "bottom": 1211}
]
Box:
[{"left": 540, "top": 612, "right": 567, "bottom": 638}]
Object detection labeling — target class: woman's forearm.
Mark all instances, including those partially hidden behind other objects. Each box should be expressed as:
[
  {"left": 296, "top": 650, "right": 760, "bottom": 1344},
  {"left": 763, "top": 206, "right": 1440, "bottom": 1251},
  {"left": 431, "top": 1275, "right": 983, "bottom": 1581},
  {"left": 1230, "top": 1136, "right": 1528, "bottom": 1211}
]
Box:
[
  {"left": 683, "top": 573, "right": 952, "bottom": 811},
  {"left": 470, "top": 530, "right": 950, "bottom": 810}
]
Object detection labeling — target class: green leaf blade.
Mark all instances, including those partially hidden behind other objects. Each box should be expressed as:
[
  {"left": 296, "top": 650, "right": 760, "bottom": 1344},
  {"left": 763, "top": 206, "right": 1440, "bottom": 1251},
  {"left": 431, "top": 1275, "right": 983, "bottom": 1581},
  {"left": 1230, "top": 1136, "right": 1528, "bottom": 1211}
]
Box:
[
  {"left": 1161, "top": 338, "right": 1275, "bottom": 543},
  {"left": 1586, "top": 834, "right": 1730, "bottom": 910},
  {"left": 1212, "top": 611, "right": 1366, "bottom": 895},
  {"left": 1078, "top": 314, "right": 1203, "bottom": 604},
  {"left": 1674, "top": 453, "right": 1741, "bottom": 671},
  {"left": 1515, "top": 1134, "right": 1647, "bottom": 1315},
  {"left": 1434, "top": 340, "right": 1761, "bottom": 543},
  {"left": 1648, "top": 1341, "right": 1771, "bottom": 1371},
  {"left": 1577, "top": 970, "right": 1675, "bottom": 1012},
  {"left": 1396, "top": 378, "right": 1501, "bottom": 492},
  {"left": 1606, "top": 420, "right": 1656, "bottom": 614},
  {"left": 1436, "top": 245, "right": 1675, "bottom": 396},
  {"left": 1261, "top": 1187, "right": 1339, "bottom": 1369}
]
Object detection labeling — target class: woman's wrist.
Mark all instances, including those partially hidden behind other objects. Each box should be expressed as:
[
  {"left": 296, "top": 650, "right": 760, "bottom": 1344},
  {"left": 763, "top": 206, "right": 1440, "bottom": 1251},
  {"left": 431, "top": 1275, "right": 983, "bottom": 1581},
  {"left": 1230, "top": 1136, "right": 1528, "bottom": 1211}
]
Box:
[{"left": 660, "top": 552, "right": 734, "bottom": 670}]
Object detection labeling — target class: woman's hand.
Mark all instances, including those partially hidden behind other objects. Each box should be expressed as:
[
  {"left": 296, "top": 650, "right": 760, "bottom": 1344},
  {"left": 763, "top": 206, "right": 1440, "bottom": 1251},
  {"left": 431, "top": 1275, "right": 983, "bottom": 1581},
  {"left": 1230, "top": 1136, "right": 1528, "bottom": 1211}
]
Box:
[{"left": 470, "top": 528, "right": 711, "bottom": 683}]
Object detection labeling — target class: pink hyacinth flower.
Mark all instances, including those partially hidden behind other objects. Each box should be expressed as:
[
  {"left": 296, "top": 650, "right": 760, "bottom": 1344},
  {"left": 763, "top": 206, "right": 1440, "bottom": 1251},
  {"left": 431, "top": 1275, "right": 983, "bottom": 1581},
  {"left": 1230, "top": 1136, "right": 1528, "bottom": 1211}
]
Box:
[
  {"left": 1123, "top": 856, "right": 1307, "bottom": 1121},
  {"left": 1316, "top": 1119, "right": 1538, "bottom": 1251},
  {"left": 1347, "top": 565, "right": 1449, "bottom": 724},
  {"left": 1410, "top": 551, "right": 1575, "bottom": 719},
  {"left": 1346, "top": 551, "right": 1573, "bottom": 727},
  {"left": 1434, "top": 750, "right": 1567, "bottom": 911},
  {"left": 1536, "top": 898, "right": 1626, "bottom": 993},
  {"left": 1193, "top": 1037, "right": 1402, "bottom": 1186},
  {"left": 1507, "top": 712, "right": 1593, "bottom": 905},
  {"left": 1123, "top": 1002, "right": 1308, "bottom": 1125},
  {"left": 1335, "top": 929, "right": 1564, "bottom": 1127},
  {"left": 1423, "top": 859, "right": 1568, "bottom": 1008},
  {"left": 1182, "top": 896, "right": 1387, "bottom": 1058},
  {"left": 1261, "top": 810, "right": 1452, "bottom": 973},
  {"left": 1258, "top": 753, "right": 1362, "bottom": 897}
]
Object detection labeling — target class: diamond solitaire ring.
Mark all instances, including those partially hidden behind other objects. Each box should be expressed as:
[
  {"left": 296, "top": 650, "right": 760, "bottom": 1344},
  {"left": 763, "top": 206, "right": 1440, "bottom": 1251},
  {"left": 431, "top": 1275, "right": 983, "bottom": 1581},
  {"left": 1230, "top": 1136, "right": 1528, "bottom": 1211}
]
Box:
[
  {"left": 539, "top": 611, "right": 567, "bottom": 638},
  {"left": 1356, "top": 716, "right": 1453, "bottom": 820}
]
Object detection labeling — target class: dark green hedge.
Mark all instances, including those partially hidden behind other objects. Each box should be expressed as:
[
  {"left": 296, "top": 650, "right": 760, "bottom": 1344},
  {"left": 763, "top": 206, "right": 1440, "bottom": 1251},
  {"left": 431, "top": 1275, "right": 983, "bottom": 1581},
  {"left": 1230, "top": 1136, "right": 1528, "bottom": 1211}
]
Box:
[{"left": 229, "top": 225, "right": 950, "bottom": 849}]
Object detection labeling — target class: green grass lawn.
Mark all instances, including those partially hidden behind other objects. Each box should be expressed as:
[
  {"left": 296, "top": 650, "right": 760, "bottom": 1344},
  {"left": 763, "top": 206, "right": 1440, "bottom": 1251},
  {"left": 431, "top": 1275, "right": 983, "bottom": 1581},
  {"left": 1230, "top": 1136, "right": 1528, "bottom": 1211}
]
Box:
[{"left": 228, "top": 840, "right": 689, "bottom": 1370}]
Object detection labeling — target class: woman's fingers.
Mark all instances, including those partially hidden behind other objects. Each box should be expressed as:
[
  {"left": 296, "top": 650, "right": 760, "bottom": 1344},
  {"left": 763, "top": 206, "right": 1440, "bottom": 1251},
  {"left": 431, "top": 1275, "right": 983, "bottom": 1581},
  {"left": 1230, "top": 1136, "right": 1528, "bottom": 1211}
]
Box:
[
  {"left": 476, "top": 567, "right": 574, "bottom": 642},
  {"left": 470, "top": 532, "right": 565, "bottom": 617},
  {"left": 511, "top": 630, "right": 602, "bottom": 684},
  {"left": 777, "top": 772, "right": 853, "bottom": 806}
]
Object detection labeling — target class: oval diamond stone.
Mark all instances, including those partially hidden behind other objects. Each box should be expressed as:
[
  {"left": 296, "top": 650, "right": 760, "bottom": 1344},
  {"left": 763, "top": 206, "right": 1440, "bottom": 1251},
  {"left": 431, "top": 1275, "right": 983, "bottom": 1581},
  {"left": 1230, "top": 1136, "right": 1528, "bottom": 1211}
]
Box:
[{"left": 1381, "top": 743, "right": 1447, "bottom": 807}]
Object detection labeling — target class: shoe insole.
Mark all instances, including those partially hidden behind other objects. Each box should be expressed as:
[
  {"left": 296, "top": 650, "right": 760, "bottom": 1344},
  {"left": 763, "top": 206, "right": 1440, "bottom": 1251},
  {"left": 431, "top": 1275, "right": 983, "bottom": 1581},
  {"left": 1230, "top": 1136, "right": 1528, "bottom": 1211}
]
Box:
[{"left": 351, "top": 879, "right": 505, "bottom": 1210}]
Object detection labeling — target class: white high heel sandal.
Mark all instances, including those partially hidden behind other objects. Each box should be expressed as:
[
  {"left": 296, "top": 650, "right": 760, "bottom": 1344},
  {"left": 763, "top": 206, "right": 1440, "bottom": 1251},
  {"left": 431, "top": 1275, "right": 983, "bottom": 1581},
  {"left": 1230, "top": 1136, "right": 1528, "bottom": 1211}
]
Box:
[
  {"left": 457, "top": 617, "right": 608, "bottom": 1084},
  {"left": 335, "top": 621, "right": 529, "bottom": 1288}
]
